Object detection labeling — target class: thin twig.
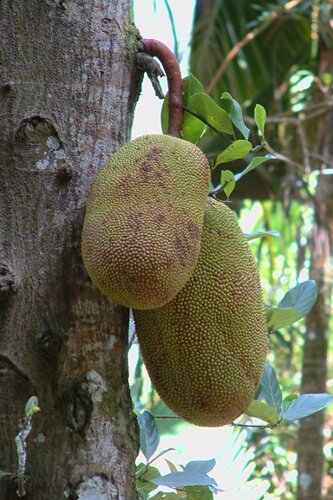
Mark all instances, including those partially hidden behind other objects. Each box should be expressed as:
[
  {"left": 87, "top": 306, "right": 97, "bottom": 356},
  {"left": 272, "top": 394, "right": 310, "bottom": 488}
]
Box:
[
  {"left": 245, "top": 103, "right": 333, "bottom": 126},
  {"left": 207, "top": 25, "right": 264, "bottom": 94},
  {"left": 231, "top": 420, "right": 279, "bottom": 429},
  {"left": 263, "top": 143, "right": 305, "bottom": 172},
  {"left": 147, "top": 448, "right": 175, "bottom": 466},
  {"left": 308, "top": 152, "right": 333, "bottom": 168},
  {"left": 207, "top": 0, "right": 304, "bottom": 94},
  {"left": 302, "top": 106, "right": 333, "bottom": 122},
  {"left": 273, "top": 100, "right": 333, "bottom": 118},
  {"left": 153, "top": 415, "right": 181, "bottom": 419},
  {"left": 209, "top": 184, "right": 223, "bottom": 196},
  {"left": 136, "top": 52, "right": 165, "bottom": 99}
]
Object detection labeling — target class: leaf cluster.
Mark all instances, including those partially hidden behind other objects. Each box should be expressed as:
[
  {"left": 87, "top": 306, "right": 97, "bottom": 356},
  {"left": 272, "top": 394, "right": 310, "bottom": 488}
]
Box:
[
  {"left": 132, "top": 72, "right": 333, "bottom": 497},
  {"left": 136, "top": 411, "right": 219, "bottom": 499},
  {"left": 243, "top": 363, "right": 333, "bottom": 427},
  {"left": 161, "top": 74, "right": 274, "bottom": 201}
]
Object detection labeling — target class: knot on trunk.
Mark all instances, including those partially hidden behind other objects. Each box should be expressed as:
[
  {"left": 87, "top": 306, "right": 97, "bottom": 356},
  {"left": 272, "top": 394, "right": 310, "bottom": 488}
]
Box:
[{"left": 0, "top": 264, "right": 16, "bottom": 299}]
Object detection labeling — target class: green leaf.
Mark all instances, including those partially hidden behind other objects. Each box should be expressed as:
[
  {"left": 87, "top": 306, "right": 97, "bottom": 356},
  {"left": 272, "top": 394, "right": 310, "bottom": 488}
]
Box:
[
  {"left": 185, "top": 485, "right": 214, "bottom": 500},
  {"left": 279, "top": 281, "right": 317, "bottom": 322},
  {"left": 0, "top": 471, "right": 16, "bottom": 480},
  {"left": 266, "top": 282, "right": 317, "bottom": 331},
  {"left": 322, "top": 73, "right": 333, "bottom": 86},
  {"left": 219, "top": 92, "right": 232, "bottom": 113},
  {"left": 151, "top": 471, "right": 217, "bottom": 488},
  {"left": 187, "top": 93, "right": 234, "bottom": 135},
  {"left": 284, "top": 393, "right": 333, "bottom": 421},
  {"left": 181, "top": 112, "right": 206, "bottom": 144},
  {"left": 244, "top": 230, "right": 280, "bottom": 241},
  {"left": 182, "top": 75, "right": 206, "bottom": 143},
  {"left": 161, "top": 74, "right": 206, "bottom": 143},
  {"left": 136, "top": 464, "right": 159, "bottom": 494},
  {"left": 215, "top": 140, "right": 252, "bottom": 165},
  {"left": 266, "top": 306, "right": 299, "bottom": 330},
  {"left": 258, "top": 364, "right": 282, "bottom": 414},
  {"left": 281, "top": 395, "right": 299, "bottom": 417},
  {"left": 165, "top": 459, "right": 178, "bottom": 473},
  {"left": 220, "top": 170, "right": 236, "bottom": 199},
  {"left": 244, "top": 400, "right": 280, "bottom": 425},
  {"left": 234, "top": 155, "right": 274, "bottom": 181},
  {"left": 184, "top": 73, "right": 204, "bottom": 94},
  {"left": 220, "top": 92, "right": 250, "bottom": 139},
  {"left": 138, "top": 411, "right": 160, "bottom": 461},
  {"left": 254, "top": 104, "right": 266, "bottom": 138},
  {"left": 25, "top": 396, "right": 40, "bottom": 418},
  {"left": 184, "top": 459, "right": 216, "bottom": 475}
]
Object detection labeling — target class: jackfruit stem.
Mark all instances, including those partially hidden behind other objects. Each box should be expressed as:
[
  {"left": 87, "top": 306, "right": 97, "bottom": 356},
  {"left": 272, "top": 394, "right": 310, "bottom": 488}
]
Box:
[{"left": 140, "top": 38, "right": 183, "bottom": 138}]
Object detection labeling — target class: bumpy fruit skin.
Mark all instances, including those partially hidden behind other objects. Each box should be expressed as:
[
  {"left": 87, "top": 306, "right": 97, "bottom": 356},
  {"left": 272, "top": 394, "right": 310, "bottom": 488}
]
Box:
[
  {"left": 134, "top": 199, "right": 268, "bottom": 426},
  {"left": 81, "top": 134, "right": 210, "bottom": 309}
]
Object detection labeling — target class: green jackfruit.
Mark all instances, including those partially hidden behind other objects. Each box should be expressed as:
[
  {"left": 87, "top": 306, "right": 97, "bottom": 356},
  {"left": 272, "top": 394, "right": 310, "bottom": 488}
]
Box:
[
  {"left": 81, "top": 134, "right": 210, "bottom": 309},
  {"left": 134, "top": 199, "right": 268, "bottom": 426}
]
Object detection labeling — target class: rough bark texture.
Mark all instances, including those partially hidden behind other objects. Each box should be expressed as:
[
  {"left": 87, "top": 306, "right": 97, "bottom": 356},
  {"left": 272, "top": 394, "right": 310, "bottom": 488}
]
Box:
[
  {"left": 0, "top": 1, "right": 141, "bottom": 498},
  {"left": 297, "top": 45, "right": 333, "bottom": 500},
  {"left": 297, "top": 175, "right": 332, "bottom": 500}
]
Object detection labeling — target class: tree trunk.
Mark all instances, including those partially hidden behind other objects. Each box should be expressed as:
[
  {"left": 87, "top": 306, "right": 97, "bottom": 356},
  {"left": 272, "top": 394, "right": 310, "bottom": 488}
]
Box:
[
  {"left": 0, "top": 1, "right": 141, "bottom": 498},
  {"left": 297, "top": 174, "right": 333, "bottom": 500},
  {"left": 297, "top": 45, "right": 333, "bottom": 500}
]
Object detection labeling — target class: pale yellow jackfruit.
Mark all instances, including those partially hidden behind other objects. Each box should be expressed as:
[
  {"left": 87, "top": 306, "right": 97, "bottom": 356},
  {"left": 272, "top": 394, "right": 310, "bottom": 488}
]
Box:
[
  {"left": 134, "top": 199, "right": 268, "bottom": 426},
  {"left": 81, "top": 134, "right": 210, "bottom": 309}
]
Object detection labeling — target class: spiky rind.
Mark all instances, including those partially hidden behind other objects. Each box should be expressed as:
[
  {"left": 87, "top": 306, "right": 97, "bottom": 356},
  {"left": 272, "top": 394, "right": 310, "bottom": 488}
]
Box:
[
  {"left": 81, "top": 134, "right": 210, "bottom": 309},
  {"left": 134, "top": 199, "right": 268, "bottom": 426}
]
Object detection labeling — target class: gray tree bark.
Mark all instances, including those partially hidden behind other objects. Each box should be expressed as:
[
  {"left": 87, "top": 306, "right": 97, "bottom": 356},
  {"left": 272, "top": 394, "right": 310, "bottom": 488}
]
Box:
[
  {"left": 0, "top": 1, "right": 141, "bottom": 498},
  {"left": 297, "top": 175, "right": 332, "bottom": 500},
  {"left": 297, "top": 45, "right": 333, "bottom": 500}
]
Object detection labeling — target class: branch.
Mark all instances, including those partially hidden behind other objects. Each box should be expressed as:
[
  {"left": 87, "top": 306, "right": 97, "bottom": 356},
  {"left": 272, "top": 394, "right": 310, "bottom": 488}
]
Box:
[
  {"left": 139, "top": 38, "right": 183, "bottom": 138},
  {"left": 153, "top": 415, "right": 181, "bottom": 419},
  {"left": 207, "top": 0, "right": 304, "bottom": 94},
  {"left": 136, "top": 52, "right": 165, "bottom": 99},
  {"left": 245, "top": 115, "right": 311, "bottom": 173},
  {"left": 264, "top": 143, "right": 305, "bottom": 172},
  {"left": 308, "top": 152, "right": 333, "bottom": 169},
  {"left": 231, "top": 420, "right": 280, "bottom": 429}
]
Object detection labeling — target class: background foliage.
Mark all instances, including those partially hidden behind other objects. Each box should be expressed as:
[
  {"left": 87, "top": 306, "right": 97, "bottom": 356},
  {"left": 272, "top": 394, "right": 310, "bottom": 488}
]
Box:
[{"left": 132, "top": 1, "right": 333, "bottom": 498}]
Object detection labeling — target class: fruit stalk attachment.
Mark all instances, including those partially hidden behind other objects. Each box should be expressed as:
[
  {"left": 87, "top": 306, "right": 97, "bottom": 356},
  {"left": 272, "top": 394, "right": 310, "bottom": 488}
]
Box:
[{"left": 139, "top": 38, "right": 183, "bottom": 138}]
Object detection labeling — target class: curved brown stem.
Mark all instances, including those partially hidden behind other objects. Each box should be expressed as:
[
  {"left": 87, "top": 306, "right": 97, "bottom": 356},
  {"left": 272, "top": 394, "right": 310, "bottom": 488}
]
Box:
[{"left": 140, "top": 38, "right": 183, "bottom": 138}]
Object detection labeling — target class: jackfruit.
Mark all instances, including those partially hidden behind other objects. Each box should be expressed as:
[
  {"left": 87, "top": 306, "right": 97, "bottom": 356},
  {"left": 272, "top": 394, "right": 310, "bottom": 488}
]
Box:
[
  {"left": 134, "top": 198, "right": 268, "bottom": 426},
  {"left": 81, "top": 134, "right": 210, "bottom": 309}
]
